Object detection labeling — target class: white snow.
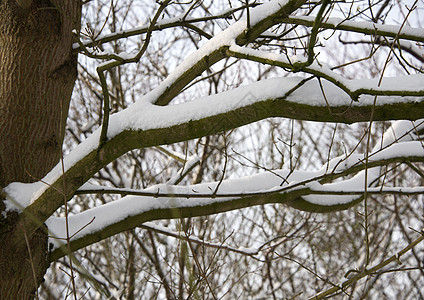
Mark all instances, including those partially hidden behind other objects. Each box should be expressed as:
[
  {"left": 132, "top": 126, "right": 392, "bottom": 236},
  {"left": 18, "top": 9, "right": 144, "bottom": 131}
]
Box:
[
  {"left": 167, "top": 154, "right": 200, "bottom": 185},
  {"left": 3, "top": 181, "right": 46, "bottom": 211}
]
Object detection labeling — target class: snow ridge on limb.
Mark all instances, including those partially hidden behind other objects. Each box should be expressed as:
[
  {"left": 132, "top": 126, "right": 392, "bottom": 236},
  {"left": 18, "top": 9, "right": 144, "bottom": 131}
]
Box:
[
  {"left": 147, "top": 0, "right": 307, "bottom": 106},
  {"left": 46, "top": 120, "right": 424, "bottom": 259},
  {"left": 290, "top": 120, "right": 424, "bottom": 210}
]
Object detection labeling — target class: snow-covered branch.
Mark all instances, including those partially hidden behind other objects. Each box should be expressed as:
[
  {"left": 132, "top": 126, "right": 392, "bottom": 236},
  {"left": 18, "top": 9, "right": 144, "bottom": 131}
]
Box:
[{"left": 39, "top": 120, "right": 424, "bottom": 259}]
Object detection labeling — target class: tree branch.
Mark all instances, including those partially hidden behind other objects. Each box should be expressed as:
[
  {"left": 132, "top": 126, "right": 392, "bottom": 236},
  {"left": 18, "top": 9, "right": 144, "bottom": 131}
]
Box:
[
  {"left": 282, "top": 16, "right": 424, "bottom": 43},
  {"left": 45, "top": 135, "right": 424, "bottom": 260}
]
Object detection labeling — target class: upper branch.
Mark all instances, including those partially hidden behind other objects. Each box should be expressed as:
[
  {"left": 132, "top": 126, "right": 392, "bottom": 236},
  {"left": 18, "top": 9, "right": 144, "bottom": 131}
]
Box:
[{"left": 282, "top": 16, "right": 424, "bottom": 43}]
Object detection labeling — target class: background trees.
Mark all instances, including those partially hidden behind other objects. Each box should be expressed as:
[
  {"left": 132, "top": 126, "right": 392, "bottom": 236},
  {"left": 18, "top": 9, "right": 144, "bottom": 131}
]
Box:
[{"left": 1, "top": 0, "right": 424, "bottom": 298}]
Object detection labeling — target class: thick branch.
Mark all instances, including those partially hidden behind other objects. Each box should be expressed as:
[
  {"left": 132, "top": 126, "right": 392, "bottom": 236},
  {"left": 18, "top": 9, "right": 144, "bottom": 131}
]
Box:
[
  {"left": 48, "top": 187, "right": 311, "bottom": 261},
  {"left": 49, "top": 141, "right": 424, "bottom": 260},
  {"left": 89, "top": 0, "right": 307, "bottom": 106}
]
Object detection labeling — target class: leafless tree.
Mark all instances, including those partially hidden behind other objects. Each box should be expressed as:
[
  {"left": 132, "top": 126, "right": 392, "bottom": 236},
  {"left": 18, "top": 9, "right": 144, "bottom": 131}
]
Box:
[{"left": 1, "top": 0, "right": 424, "bottom": 298}]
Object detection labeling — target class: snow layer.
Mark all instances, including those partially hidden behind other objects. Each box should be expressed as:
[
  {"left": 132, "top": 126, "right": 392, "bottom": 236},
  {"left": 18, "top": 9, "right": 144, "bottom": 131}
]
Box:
[{"left": 46, "top": 121, "right": 424, "bottom": 249}]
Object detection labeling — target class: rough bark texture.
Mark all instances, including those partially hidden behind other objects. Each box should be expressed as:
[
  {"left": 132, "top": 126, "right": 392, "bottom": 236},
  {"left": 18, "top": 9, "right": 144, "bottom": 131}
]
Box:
[{"left": 0, "top": 0, "right": 81, "bottom": 298}]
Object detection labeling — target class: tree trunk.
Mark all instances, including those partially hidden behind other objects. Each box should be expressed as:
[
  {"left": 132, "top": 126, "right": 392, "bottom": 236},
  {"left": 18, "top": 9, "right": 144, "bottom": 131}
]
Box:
[{"left": 0, "top": 0, "right": 81, "bottom": 298}]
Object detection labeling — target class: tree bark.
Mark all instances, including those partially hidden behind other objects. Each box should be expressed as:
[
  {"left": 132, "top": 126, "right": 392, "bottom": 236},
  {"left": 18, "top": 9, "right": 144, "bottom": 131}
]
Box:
[{"left": 0, "top": 0, "right": 81, "bottom": 298}]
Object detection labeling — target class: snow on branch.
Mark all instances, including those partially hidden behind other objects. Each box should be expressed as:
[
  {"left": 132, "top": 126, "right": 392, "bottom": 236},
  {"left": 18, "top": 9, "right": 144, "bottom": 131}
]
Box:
[
  {"left": 82, "top": 0, "right": 307, "bottom": 107},
  {"left": 43, "top": 120, "right": 424, "bottom": 258}
]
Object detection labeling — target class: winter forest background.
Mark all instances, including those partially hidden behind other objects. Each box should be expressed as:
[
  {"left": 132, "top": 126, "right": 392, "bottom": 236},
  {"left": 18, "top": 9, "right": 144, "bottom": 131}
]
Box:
[{"left": 2, "top": 0, "right": 424, "bottom": 299}]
